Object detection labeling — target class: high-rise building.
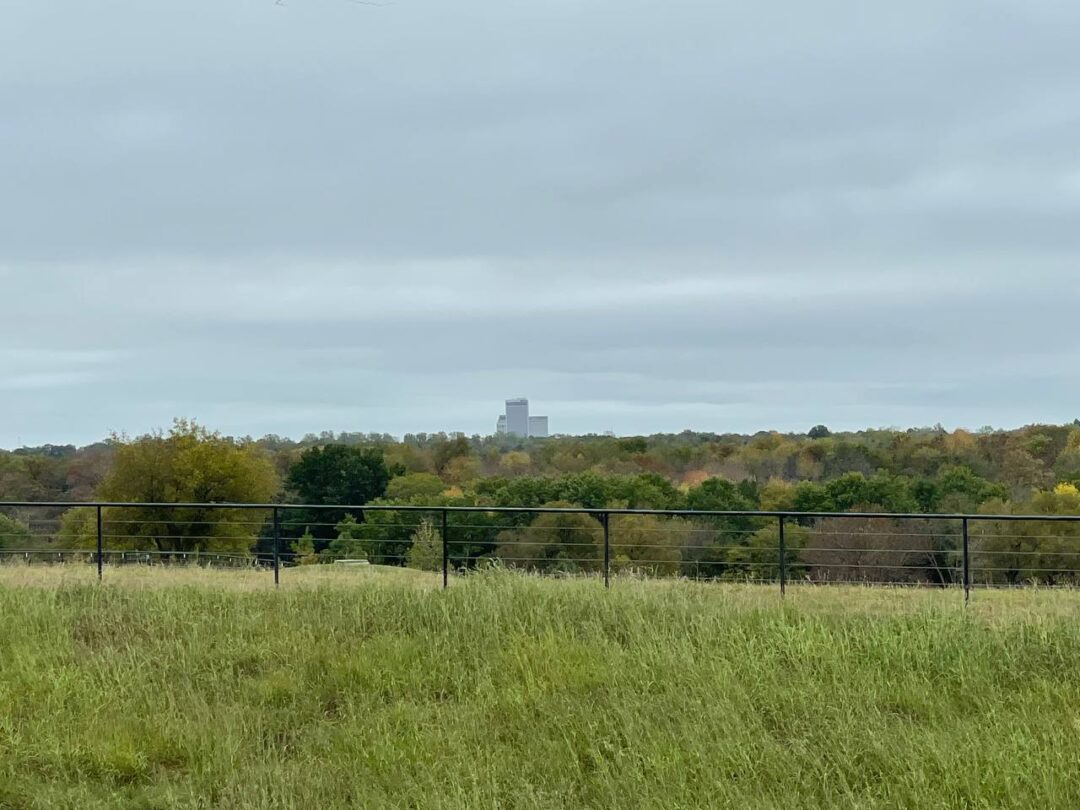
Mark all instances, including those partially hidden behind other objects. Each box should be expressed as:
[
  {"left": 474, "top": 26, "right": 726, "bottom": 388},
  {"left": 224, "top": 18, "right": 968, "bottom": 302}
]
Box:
[
  {"left": 505, "top": 398, "right": 530, "bottom": 437},
  {"left": 495, "top": 399, "right": 550, "bottom": 438}
]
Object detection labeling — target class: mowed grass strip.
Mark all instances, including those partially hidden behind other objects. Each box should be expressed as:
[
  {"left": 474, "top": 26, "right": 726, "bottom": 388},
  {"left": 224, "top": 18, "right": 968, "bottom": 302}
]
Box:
[{"left": 0, "top": 567, "right": 1079, "bottom": 809}]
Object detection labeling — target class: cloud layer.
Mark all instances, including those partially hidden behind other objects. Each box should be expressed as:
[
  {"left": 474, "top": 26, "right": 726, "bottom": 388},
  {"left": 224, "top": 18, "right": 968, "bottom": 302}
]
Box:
[{"left": 2, "top": 1, "right": 1078, "bottom": 445}]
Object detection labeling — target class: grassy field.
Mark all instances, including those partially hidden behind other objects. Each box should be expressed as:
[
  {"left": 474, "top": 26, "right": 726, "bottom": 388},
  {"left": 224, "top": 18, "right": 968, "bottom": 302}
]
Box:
[{"left": 1, "top": 567, "right": 1080, "bottom": 809}]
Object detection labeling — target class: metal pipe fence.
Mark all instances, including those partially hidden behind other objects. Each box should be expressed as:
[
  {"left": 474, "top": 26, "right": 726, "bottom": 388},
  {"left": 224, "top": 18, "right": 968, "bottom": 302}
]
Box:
[{"left": 4, "top": 501, "right": 1080, "bottom": 599}]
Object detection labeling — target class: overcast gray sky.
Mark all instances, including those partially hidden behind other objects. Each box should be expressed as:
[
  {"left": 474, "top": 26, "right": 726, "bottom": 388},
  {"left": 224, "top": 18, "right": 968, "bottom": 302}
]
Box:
[{"left": 2, "top": 0, "right": 1079, "bottom": 447}]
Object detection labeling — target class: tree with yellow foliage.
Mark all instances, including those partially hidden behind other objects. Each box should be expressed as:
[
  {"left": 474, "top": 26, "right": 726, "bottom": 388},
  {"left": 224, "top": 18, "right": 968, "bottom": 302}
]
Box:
[{"left": 59, "top": 420, "right": 279, "bottom": 555}]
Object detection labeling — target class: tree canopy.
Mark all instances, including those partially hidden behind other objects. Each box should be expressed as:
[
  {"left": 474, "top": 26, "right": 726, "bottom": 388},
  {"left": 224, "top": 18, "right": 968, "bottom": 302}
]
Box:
[
  {"left": 7, "top": 418, "right": 1080, "bottom": 583},
  {"left": 281, "top": 444, "right": 400, "bottom": 551},
  {"left": 60, "top": 420, "right": 279, "bottom": 553}
]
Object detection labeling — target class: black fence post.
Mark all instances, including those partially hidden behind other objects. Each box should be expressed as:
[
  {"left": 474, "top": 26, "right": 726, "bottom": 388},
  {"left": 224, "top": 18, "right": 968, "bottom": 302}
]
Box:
[
  {"left": 441, "top": 509, "right": 449, "bottom": 590},
  {"left": 272, "top": 506, "right": 281, "bottom": 587},
  {"left": 962, "top": 517, "right": 970, "bottom": 604},
  {"left": 96, "top": 505, "right": 104, "bottom": 582},
  {"left": 602, "top": 512, "right": 611, "bottom": 589},
  {"left": 778, "top": 515, "right": 787, "bottom": 598}
]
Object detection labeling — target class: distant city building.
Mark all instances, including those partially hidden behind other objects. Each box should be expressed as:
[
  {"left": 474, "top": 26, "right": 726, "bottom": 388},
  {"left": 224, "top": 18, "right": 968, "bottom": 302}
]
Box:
[
  {"left": 497, "top": 398, "right": 549, "bottom": 438},
  {"left": 505, "top": 398, "right": 530, "bottom": 437}
]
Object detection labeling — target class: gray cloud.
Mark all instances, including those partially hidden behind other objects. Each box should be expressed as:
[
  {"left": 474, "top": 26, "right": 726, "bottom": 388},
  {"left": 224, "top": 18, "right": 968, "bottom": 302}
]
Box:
[{"left": 2, "top": 1, "right": 1079, "bottom": 446}]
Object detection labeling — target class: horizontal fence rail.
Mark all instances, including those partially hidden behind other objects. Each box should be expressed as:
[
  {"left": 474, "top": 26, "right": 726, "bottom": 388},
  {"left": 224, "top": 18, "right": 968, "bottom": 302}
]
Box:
[{"left": 4, "top": 501, "right": 1080, "bottom": 600}]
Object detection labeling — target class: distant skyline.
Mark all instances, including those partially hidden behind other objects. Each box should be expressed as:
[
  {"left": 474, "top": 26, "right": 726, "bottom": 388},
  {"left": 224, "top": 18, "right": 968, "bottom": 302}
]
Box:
[
  {"left": 497, "top": 399, "right": 550, "bottom": 439},
  {"left": 3, "top": 2, "right": 1080, "bottom": 448}
]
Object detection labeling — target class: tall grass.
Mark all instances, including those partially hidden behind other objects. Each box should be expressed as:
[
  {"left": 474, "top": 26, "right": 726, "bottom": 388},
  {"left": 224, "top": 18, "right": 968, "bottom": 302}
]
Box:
[{"left": 1, "top": 566, "right": 1079, "bottom": 808}]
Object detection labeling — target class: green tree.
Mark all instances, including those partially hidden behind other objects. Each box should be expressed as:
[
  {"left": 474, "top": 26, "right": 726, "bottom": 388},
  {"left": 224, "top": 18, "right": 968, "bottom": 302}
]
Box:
[
  {"left": 723, "top": 522, "right": 811, "bottom": 581},
  {"left": 432, "top": 436, "right": 471, "bottom": 474},
  {"left": 477, "top": 477, "right": 562, "bottom": 509},
  {"left": 682, "top": 477, "right": 765, "bottom": 576},
  {"left": 0, "top": 514, "right": 32, "bottom": 551},
  {"left": 287, "top": 444, "right": 396, "bottom": 506},
  {"left": 386, "top": 473, "right": 446, "bottom": 501},
  {"left": 609, "top": 473, "right": 683, "bottom": 510},
  {"left": 790, "top": 481, "right": 834, "bottom": 513},
  {"left": 972, "top": 485, "right": 1080, "bottom": 586},
  {"left": 290, "top": 530, "right": 318, "bottom": 565},
  {"left": 406, "top": 519, "right": 443, "bottom": 571},
  {"left": 323, "top": 515, "right": 375, "bottom": 563},
  {"left": 1054, "top": 430, "right": 1080, "bottom": 483},
  {"left": 494, "top": 506, "right": 603, "bottom": 573},
  {"left": 59, "top": 420, "right": 279, "bottom": 555},
  {"left": 930, "top": 465, "right": 1008, "bottom": 512},
  {"left": 685, "top": 477, "right": 755, "bottom": 512},
  {"left": 821, "top": 472, "right": 918, "bottom": 513},
  {"left": 609, "top": 514, "right": 684, "bottom": 576},
  {"left": 283, "top": 444, "right": 399, "bottom": 551},
  {"left": 325, "top": 511, "right": 423, "bottom": 565}
]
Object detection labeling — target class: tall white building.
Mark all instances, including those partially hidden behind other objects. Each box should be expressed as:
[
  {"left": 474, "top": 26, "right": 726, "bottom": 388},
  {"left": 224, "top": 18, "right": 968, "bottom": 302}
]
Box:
[
  {"left": 496, "top": 399, "right": 549, "bottom": 438},
  {"left": 505, "top": 398, "right": 530, "bottom": 437}
]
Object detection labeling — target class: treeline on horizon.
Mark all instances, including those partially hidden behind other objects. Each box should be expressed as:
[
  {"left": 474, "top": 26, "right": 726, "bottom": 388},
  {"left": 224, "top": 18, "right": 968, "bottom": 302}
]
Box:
[
  {"left": 4, "top": 418, "right": 1080, "bottom": 586},
  {"left": 5, "top": 418, "right": 1080, "bottom": 506}
]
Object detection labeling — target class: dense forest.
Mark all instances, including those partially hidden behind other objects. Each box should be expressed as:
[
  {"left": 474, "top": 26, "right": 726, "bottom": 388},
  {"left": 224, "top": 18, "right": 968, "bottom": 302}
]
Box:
[
  {"left": 4, "top": 419, "right": 1080, "bottom": 507},
  {"left": 3, "top": 419, "right": 1080, "bottom": 585}
]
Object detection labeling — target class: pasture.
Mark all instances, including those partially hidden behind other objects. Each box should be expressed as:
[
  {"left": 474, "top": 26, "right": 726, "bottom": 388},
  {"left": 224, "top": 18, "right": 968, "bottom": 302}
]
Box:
[{"left": 1, "top": 566, "right": 1079, "bottom": 808}]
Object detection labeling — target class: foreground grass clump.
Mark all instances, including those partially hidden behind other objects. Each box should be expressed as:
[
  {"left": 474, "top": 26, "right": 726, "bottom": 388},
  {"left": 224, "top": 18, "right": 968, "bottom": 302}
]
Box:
[{"left": 1, "top": 568, "right": 1080, "bottom": 809}]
